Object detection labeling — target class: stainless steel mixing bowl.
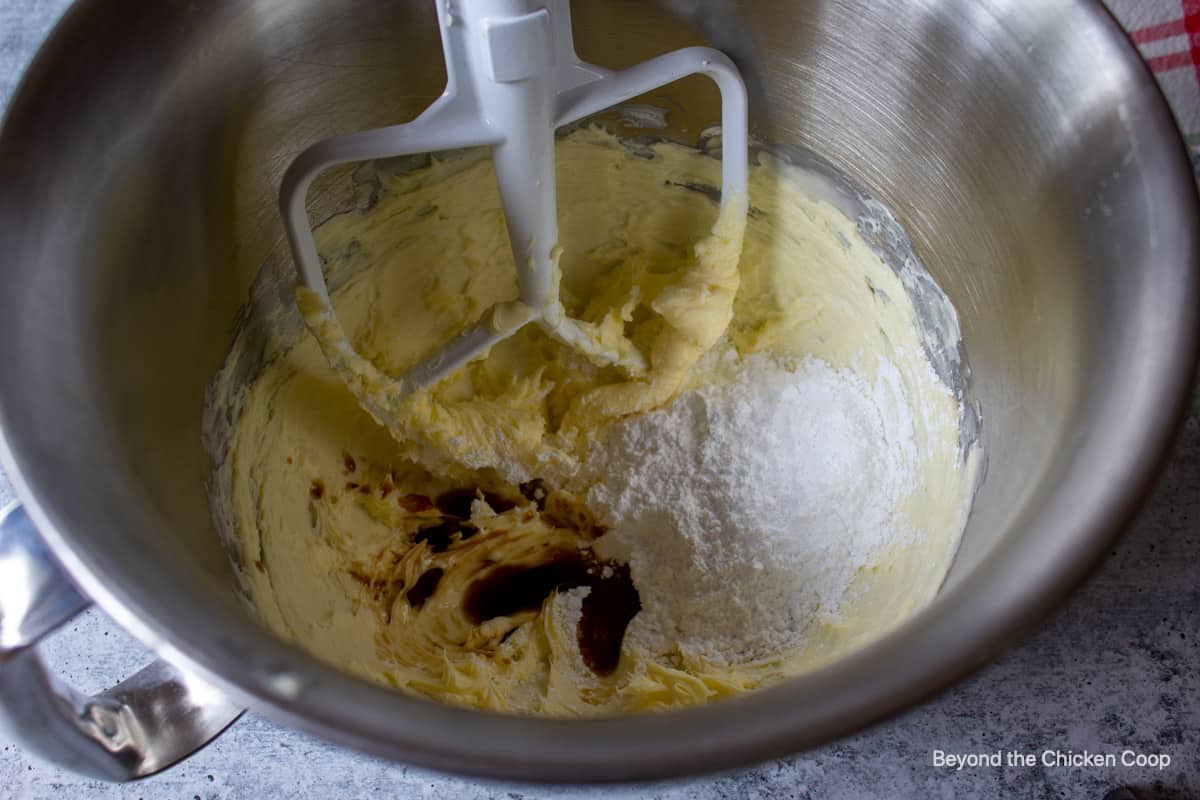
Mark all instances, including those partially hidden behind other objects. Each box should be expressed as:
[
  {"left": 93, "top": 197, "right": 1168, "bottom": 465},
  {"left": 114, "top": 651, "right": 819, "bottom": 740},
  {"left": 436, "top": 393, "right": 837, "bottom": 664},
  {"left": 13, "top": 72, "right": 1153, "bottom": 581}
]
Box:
[{"left": 0, "top": 0, "right": 1196, "bottom": 783}]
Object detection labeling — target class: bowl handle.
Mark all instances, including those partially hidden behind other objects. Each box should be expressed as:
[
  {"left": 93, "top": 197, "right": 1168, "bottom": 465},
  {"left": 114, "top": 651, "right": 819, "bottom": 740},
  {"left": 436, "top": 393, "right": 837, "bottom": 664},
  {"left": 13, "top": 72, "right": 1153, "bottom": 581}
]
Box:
[{"left": 0, "top": 502, "right": 243, "bottom": 780}]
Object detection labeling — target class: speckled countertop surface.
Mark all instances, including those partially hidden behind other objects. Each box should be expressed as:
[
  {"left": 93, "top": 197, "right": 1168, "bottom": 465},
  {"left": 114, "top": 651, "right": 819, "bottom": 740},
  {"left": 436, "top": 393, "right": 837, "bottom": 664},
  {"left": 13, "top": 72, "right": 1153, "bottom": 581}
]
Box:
[{"left": 1, "top": 2, "right": 1198, "bottom": 798}]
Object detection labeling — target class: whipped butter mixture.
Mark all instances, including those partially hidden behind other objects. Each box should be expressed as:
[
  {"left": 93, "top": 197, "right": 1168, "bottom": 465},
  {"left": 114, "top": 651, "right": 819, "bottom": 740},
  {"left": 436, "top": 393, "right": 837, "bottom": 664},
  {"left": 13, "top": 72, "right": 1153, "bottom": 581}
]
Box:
[{"left": 209, "top": 129, "right": 978, "bottom": 715}]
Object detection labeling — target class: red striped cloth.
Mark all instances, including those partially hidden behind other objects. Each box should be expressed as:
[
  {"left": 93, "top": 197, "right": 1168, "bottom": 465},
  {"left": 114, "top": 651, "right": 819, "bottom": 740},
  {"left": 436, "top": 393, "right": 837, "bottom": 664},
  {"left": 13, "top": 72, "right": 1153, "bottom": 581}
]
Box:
[{"left": 1107, "top": 0, "right": 1200, "bottom": 150}]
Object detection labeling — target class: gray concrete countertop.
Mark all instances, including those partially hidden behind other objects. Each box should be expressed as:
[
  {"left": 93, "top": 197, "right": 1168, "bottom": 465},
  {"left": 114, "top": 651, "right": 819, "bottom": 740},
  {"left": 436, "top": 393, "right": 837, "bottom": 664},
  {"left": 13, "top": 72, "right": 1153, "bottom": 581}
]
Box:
[{"left": 1, "top": 2, "right": 1197, "bottom": 798}]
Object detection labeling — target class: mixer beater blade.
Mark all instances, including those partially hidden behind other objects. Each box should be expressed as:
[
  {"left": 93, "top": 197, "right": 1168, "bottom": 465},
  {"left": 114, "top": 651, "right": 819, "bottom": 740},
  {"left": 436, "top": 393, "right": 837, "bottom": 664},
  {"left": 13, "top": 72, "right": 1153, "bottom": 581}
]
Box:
[{"left": 281, "top": 0, "right": 748, "bottom": 400}]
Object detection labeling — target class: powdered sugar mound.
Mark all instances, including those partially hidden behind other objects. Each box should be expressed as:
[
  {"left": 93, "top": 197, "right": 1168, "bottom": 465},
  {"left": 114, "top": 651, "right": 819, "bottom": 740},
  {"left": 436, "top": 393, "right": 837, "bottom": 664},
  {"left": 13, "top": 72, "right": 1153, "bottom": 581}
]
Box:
[{"left": 587, "top": 353, "right": 918, "bottom": 664}]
